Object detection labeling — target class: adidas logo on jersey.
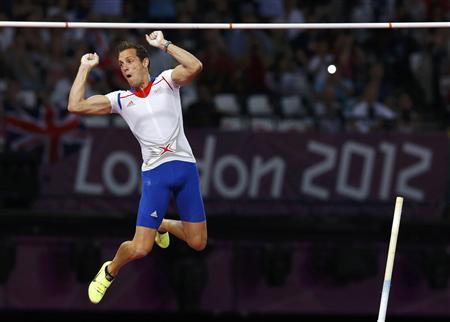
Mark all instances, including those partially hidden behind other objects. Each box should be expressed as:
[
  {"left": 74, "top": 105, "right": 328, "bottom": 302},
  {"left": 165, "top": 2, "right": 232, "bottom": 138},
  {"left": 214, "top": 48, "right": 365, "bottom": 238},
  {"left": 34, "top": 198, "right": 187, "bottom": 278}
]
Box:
[
  {"left": 127, "top": 100, "right": 135, "bottom": 107},
  {"left": 150, "top": 210, "right": 158, "bottom": 218}
]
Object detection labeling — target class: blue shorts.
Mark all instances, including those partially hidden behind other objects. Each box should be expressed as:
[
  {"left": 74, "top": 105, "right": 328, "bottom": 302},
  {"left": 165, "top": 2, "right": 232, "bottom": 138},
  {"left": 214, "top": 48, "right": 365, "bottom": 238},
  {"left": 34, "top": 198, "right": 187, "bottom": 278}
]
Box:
[{"left": 136, "top": 160, "right": 206, "bottom": 229}]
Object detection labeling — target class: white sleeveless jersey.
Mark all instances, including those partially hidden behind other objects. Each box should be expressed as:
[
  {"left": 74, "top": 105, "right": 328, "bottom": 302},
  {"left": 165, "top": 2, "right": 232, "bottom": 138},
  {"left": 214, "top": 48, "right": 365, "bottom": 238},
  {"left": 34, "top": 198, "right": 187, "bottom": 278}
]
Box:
[{"left": 106, "top": 69, "right": 196, "bottom": 171}]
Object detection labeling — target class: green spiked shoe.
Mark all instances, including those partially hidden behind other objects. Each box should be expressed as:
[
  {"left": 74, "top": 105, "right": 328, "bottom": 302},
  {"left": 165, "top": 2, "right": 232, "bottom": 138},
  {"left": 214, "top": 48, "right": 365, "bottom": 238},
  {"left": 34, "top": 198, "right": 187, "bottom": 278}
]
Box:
[
  {"left": 155, "top": 231, "right": 170, "bottom": 249},
  {"left": 88, "top": 261, "right": 113, "bottom": 304}
]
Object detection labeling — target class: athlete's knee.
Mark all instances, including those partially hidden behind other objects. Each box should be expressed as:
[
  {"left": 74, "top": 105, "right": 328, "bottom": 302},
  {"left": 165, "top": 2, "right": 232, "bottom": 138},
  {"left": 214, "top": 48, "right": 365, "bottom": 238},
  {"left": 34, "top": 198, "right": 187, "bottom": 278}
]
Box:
[
  {"left": 187, "top": 235, "right": 207, "bottom": 251},
  {"left": 158, "top": 219, "right": 170, "bottom": 232},
  {"left": 130, "top": 242, "right": 153, "bottom": 259}
]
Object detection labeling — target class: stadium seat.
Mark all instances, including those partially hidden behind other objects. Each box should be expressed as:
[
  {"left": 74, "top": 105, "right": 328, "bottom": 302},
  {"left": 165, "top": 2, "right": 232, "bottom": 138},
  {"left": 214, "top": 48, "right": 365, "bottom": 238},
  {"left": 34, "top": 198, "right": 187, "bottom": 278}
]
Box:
[
  {"left": 281, "top": 95, "right": 304, "bottom": 117},
  {"left": 220, "top": 116, "right": 248, "bottom": 130},
  {"left": 82, "top": 115, "right": 109, "bottom": 128},
  {"left": 213, "top": 93, "right": 241, "bottom": 115},
  {"left": 251, "top": 117, "right": 276, "bottom": 131},
  {"left": 278, "top": 119, "right": 311, "bottom": 132},
  {"left": 112, "top": 115, "right": 128, "bottom": 128},
  {"left": 247, "top": 94, "right": 273, "bottom": 116}
]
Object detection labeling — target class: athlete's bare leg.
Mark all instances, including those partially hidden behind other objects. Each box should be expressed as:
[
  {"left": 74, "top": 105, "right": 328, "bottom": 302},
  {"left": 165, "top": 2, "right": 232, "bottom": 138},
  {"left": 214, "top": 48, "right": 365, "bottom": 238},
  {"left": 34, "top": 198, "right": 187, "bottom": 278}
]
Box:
[
  {"left": 159, "top": 219, "right": 207, "bottom": 251},
  {"left": 107, "top": 226, "right": 156, "bottom": 277}
]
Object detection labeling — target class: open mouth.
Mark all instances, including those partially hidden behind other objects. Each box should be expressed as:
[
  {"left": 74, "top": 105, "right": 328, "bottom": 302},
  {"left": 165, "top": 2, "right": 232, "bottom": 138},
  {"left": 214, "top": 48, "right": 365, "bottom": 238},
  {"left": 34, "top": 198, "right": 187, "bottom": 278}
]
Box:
[{"left": 126, "top": 74, "right": 132, "bottom": 79}]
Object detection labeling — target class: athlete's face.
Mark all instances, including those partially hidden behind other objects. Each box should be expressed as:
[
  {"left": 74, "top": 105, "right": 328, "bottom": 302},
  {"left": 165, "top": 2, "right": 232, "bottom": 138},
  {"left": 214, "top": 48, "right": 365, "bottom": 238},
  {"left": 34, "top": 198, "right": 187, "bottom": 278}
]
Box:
[{"left": 118, "top": 48, "right": 149, "bottom": 87}]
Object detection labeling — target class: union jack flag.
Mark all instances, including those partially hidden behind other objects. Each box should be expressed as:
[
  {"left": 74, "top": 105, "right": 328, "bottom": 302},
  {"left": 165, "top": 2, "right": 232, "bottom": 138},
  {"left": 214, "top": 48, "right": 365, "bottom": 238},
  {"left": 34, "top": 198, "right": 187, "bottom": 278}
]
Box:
[{"left": 5, "top": 104, "right": 85, "bottom": 164}]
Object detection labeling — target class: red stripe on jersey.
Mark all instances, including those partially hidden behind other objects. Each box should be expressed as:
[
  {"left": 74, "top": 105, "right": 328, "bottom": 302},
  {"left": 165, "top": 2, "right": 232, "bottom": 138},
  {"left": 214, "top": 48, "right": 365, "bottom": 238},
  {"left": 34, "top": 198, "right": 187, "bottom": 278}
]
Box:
[
  {"left": 131, "top": 81, "right": 153, "bottom": 98},
  {"left": 120, "top": 93, "right": 134, "bottom": 99},
  {"left": 161, "top": 76, "right": 173, "bottom": 91}
]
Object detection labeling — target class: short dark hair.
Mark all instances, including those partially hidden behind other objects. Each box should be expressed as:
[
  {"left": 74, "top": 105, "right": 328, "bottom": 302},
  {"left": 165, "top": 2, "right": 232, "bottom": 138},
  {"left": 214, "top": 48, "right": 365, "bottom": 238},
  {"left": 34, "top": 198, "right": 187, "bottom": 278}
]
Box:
[{"left": 117, "top": 41, "right": 149, "bottom": 61}]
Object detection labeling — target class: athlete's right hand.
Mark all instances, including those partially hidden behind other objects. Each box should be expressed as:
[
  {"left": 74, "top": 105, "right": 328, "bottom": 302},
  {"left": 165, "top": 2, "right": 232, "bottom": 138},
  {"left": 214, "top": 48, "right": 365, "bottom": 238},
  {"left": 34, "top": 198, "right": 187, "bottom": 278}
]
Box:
[{"left": 80, "top": 53, "right": 99, "bottom": 69}]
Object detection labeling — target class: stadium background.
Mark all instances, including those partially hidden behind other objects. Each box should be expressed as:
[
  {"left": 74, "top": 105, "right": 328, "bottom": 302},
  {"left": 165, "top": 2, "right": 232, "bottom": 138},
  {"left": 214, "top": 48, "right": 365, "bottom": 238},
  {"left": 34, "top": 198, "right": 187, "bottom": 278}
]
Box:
[{"left": 0, "top": 1, "right": 449, "bottom": 321}]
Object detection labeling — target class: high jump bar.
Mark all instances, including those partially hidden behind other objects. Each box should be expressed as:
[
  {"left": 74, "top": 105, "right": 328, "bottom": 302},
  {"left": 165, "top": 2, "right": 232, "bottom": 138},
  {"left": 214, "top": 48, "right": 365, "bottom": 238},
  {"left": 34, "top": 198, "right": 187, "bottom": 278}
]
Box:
[{"left": 1, "top": 21, "right": 450, "bottom": 29}]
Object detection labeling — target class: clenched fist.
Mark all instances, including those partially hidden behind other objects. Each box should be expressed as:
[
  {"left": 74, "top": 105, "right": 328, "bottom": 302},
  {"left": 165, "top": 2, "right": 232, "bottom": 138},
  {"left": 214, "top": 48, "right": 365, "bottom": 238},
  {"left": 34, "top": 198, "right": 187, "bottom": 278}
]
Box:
[
  {"left": 145, "top": 31, "right": 165, "bottom": 50},
  {"left": 80, "top": 53, "right": 99, "bottom": 69}
]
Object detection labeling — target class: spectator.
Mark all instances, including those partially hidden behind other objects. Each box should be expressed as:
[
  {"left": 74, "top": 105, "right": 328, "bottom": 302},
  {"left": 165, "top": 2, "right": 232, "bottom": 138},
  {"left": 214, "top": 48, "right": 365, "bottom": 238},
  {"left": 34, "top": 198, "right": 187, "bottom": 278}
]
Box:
[
  {"left": 395, "top": 91, "right": 421, "bottom": 132},
  {"left": 351, "top": 83, "right": 396, "bottom": 133},
  {"left": 1, "top": 1, "right": 448, "bottom": 132},
  {"left": 185, "top": 84, "right": 222, "bottom": 128},
  {"left": 148, "top": 0, "right": 177, "bottom": 22},
  {"left": 314, "top": 85, "right": 346, "bottom": 132}
]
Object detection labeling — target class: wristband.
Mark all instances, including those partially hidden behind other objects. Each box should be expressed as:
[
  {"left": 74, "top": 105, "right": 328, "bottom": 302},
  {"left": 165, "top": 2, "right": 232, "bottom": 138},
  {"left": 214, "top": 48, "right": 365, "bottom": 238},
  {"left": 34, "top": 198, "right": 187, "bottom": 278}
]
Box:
[{"left": 162, "top": 40, "right": 172, "bottom": 52}]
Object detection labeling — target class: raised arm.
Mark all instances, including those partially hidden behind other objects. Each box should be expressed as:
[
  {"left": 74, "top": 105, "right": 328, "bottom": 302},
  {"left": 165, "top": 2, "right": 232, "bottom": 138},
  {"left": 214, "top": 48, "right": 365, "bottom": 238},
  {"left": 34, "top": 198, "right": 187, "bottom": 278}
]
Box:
[
  {"left": 68, "top": 53, "right": 111, "bottom": 115},
  {"left": 146, "top": 31, "right": 203, "bottom": 86}
]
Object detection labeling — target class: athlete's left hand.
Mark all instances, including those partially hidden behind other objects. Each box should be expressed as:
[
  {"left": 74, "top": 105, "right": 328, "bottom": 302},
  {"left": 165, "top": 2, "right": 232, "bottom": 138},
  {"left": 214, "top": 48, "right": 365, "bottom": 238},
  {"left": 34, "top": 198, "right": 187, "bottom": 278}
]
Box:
[{"left": 146, "top": 31, "right": 165, "bottom": 50}]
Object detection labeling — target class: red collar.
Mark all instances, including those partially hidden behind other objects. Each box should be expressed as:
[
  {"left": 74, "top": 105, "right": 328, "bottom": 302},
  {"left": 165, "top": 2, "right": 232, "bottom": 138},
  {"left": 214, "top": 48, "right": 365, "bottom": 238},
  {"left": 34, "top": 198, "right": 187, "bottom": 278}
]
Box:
[{"left": 131, "top": 81, "right": 153, "bottom": 98}]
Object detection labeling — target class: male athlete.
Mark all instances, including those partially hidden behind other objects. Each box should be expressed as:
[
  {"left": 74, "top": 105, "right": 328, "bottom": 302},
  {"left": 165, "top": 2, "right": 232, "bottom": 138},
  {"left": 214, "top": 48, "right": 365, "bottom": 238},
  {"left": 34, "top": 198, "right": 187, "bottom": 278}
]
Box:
[{"left": 68, "top": 31, "right": 207, "bottom": 304}]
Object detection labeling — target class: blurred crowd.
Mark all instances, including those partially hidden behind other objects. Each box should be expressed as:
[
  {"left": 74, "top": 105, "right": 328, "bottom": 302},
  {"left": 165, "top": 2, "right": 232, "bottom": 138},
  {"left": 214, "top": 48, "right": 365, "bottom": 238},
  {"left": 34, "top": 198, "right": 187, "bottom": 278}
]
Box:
[{"left": 1, "top": 0, "right": 450, "bottom": 146}]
